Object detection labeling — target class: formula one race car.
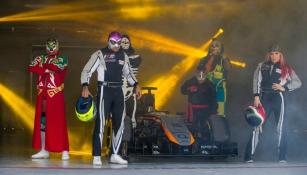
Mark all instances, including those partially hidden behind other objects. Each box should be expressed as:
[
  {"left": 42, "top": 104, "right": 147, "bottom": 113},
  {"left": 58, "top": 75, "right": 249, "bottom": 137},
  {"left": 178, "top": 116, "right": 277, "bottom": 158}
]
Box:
[{"left": 127, "top": 87, "right": 238, "bottom": 157}]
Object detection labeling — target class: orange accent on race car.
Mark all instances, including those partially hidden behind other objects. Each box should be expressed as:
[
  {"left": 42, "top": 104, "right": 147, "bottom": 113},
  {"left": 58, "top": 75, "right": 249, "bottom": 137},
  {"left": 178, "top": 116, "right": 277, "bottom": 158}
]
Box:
[
  {"left": 190, "top": 132, "right": 195, "bottom": 144},
  {"left": 161, "top": 124, "right": 179, "bottom": 145}
]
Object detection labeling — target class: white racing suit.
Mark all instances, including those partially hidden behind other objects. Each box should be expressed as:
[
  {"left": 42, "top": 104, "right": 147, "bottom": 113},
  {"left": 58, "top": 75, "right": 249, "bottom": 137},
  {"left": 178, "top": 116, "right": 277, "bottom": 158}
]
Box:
[
  {"left": 81, "top": 47, "right": 138, "bottom": 156},
  {"left": 244, "top": 61, "right": 301, "bottom": 161}
]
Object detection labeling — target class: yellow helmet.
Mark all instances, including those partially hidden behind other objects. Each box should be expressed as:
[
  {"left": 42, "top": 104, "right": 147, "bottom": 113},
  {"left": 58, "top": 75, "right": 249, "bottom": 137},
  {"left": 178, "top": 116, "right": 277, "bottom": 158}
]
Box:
[{"left": 75, "top": 96, "right": 96, "bottom": 122}]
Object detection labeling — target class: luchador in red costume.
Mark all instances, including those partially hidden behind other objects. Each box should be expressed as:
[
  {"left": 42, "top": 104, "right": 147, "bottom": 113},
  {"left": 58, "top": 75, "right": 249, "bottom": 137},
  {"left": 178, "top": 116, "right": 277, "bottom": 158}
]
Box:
[{"left": 28, "top": 38, "right": 69, "bottom": 160}]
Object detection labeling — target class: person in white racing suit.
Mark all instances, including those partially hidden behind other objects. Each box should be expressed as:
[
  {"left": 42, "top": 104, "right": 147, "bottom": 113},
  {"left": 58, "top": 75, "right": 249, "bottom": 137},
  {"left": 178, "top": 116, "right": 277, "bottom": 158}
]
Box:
[
  {"left": 81, "top": 31, "right": 141, "bottom": 165},
  {"left": 244, "top": 45, "right": 301, "bottom": 163}
]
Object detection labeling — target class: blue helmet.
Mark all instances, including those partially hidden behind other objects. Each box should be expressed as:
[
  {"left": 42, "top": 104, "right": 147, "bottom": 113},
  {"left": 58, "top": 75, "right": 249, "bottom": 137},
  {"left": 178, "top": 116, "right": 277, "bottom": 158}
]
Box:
[{"left": 75, "top": 96, "right": 96, "bottom": 122}]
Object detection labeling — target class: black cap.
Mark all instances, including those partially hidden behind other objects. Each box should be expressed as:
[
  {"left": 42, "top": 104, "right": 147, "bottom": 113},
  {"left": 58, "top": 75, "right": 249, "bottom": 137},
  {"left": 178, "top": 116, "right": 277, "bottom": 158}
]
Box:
[{"left": 268, "top": 45, "right": 282, "bottom": 53}]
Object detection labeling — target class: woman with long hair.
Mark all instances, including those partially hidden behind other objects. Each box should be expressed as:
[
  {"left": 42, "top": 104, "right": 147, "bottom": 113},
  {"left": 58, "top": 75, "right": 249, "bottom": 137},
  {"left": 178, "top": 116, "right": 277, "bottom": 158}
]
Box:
[{"left": 244, "top": 45, "right": 302, "bottom": 163}]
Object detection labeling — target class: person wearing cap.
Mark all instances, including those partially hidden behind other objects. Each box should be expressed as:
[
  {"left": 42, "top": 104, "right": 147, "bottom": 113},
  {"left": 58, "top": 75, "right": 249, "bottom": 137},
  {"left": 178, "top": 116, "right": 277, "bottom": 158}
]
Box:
[
  {"left": 197, "top": 39, "right": 230, "bottom": 117},
  {"left": 244, "top": 45, "right": 302, "bottom": 163},
  {"left": 81, "top": 31, "right": 141, "bottom": 165}
]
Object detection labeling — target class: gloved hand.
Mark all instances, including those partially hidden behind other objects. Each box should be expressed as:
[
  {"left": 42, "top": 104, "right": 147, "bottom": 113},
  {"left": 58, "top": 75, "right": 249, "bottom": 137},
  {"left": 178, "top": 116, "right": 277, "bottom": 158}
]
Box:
[{"left": 187, "top": 85, "right": 197, "bottom": 93}]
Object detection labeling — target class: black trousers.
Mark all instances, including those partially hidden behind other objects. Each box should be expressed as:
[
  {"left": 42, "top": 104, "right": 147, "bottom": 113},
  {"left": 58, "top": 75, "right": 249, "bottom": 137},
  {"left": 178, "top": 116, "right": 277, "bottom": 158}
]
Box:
[
  {"left": 122, "top": 94, "right": 137, "bottom": 142},
  {"left": 245, "top": 92, "right": 287, "bottom": 161},
  {"left": 92, "top": 86, "right": 125, "bottom": 156},
  {"left": 191, "top": 107, "right": 212, "bottom": 144}
]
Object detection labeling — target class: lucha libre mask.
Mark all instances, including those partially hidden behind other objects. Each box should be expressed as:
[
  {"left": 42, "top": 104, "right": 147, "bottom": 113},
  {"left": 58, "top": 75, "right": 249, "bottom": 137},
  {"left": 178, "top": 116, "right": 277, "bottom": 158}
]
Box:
[
  {"left": 208, "top": 40, "right": 223, "bottom": 56},
  {"left": 121, "top": 37, "right": 130, "bottom": 50},
  {"left": 196, "top": 71, "right": 206, "bottom": 81},
  {"left": 108, "top": 31, "right": 121, "bottom": 52},
  {"left": 46, "top": 38, "right": 59, "bottom": 55}
]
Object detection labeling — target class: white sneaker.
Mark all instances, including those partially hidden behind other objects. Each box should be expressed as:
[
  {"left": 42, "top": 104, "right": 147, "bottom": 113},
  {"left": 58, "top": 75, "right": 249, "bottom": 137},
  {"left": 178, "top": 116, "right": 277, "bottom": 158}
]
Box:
[
  {"left": 110, "top": 154, "right": 128, "bottom": 164},
  {"left": 93, "top": 156, "right": 102, "bottom": 165},
  {"left": 279, "top": 160, "right": 287, "bottom": 163},
  {"left": 31, "top": 150, "right": 50, "bottom": 159},
  {"left": 246, "top": 159, "right": 254, "bottom": 163},
  {"left": 62, "top": 151, "right": 69, "bottom": 160}
]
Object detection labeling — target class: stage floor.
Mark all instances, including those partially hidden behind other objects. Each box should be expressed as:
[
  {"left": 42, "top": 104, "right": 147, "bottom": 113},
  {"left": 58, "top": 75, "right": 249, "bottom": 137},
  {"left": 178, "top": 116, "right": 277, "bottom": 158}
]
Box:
[
  {"left": 1, "top": 154, "right": 307, "bottom": 175},
  {"left": 1, "top": 131, "right": 307, "bottom": 175}
]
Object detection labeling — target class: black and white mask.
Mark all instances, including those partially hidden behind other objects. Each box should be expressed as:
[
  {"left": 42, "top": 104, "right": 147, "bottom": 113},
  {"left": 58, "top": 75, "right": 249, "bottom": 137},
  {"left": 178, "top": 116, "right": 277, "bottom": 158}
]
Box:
[
  {"left": 121, "top": 37, "right": 130, "bottom": 50},
  {"left": 196, "top": 71, "right": 206, "bottom": 81}
]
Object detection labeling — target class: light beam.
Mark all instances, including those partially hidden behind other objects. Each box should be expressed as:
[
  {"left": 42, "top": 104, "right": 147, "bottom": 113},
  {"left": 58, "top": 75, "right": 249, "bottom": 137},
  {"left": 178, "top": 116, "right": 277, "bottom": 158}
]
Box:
[
  {"left": 0, "top": 83, "right": 91, "bottom": 156},
  {"left": 146, "top": 28, "right": 224, "bottom": 109}
]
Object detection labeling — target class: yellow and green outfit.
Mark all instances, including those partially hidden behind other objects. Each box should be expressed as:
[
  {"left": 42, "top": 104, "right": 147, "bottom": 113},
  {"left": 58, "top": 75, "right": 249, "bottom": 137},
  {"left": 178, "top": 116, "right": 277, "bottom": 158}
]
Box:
[{"left": 197, "top": 55, "right": 229, "bottom": 117}]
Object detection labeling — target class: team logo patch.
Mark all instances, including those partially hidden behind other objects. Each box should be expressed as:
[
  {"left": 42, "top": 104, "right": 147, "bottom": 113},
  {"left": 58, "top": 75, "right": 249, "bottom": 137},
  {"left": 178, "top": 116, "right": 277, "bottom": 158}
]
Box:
[
  {"left": 108, "top": 54, "right": 116, "bottom": 59},
  {"left": 105, "top": 54, "right": 116, "bottom": 62},
  {"left": 261, "top": 64, "right": 270, "bottom": 71}
]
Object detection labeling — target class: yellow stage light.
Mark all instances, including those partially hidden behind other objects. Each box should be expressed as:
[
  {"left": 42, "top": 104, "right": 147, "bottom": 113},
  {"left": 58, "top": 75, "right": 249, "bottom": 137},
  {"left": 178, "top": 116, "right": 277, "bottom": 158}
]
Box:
[
  {"left": 147, "top": 28, "right": 223, "bottom": 109},
  {"left": 0, "top": 1, "right": 218, "bottom": 23},
  {"left": 0, "top": 1, "right": 99, "bottom": 22},
  {"left": 125, "top": 28, "right": 205, "bottom": 57},
  {"left": 98, "top": 25, "right": 205, "bottom": 57},
  {"left": 0, "top": 1, "right": 163, "bottom": 22},
  {"left": 230, "top": 60, "right": 246, "bottom": 68},
  {"left": 124, "top": 27, "right": 245, "bottom": 69},
  {"left": 0, "top": 83, "right": 91, "bottom": 156},
  {"left": 0, "top": 83, "right": 34, "bottom": 129},
  {"left": 143, "top": 28, "right": 245, "bottom": 109},
  {"left": 122, "top": 27, "right": 243, "bottom": 63},
  {"left": 142, "top": 27, "right": 245, "bottom": 109},
  {"left": 119, "top": 6, "right": 161, "bottom": 20}
]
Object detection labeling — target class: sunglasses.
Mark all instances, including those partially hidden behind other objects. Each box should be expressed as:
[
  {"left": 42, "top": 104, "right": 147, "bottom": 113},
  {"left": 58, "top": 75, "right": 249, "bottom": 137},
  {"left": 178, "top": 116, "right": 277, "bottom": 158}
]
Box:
[{"left": 110, "top": 40, "right": 121, "bottom": 45}]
